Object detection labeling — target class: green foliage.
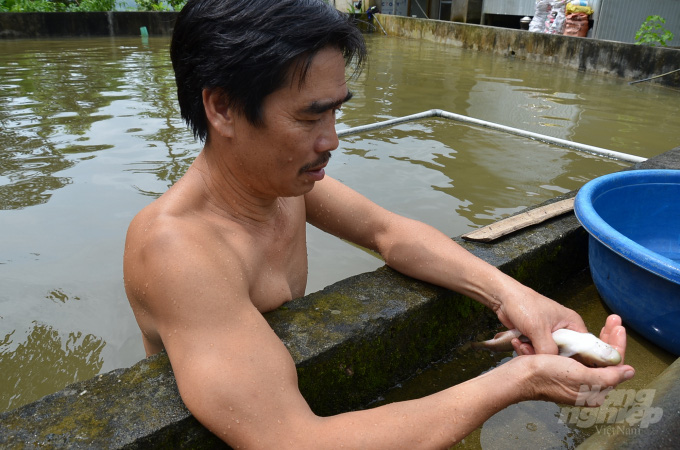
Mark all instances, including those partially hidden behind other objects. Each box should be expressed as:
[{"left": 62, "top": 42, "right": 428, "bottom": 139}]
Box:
[
  {"left": 1, "top": 0, "right": 60, "bottom": 12},
  {"left": 0, "top": 0, "right": 116, "bottom": 11},
  {"left": 67, "top": 0, "right": 117, "bottom": 12},
  {"left": 0, "top": 0, "right": 185, "bottom": 11},
  {"left": 347, "top": 1, "right": 363, "bottom": 14},
  {"left": 167, "top": 0, "right": 184, "bottom": 10},
  {"left": 135, "top": 0, "right": 168, "bottom": 11},
  {"left": 635, "top": 15, "right": 675, "bottom": 47},
  {"left": 134, "top": 0, "right": 185, "bottom": 11}
]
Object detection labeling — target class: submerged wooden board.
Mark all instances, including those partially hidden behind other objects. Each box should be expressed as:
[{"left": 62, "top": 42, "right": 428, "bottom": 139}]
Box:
[{"left": 461, "top": 198, "right": 575, "bottom": 242}]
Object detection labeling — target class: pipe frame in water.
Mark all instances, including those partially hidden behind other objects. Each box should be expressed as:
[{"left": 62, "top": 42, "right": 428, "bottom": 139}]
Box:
[{"left": 337, "top": 109, "right": 647, "bottom": 164}]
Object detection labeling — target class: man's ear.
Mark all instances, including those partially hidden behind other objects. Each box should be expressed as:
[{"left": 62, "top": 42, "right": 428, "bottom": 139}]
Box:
[{"left": 202, "top": 88, "right": 235, "bottom": 138}]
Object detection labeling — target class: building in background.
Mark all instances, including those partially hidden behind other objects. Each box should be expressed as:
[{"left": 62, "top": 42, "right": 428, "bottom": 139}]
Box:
[
  {"left": 368, "top": 0, "right": 679, "bottom": 46},
  {"left": 479, "top": 0, "right": 678, "bottom": 46}
]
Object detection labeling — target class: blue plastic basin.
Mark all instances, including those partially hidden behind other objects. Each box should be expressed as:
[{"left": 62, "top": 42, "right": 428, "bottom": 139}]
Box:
[{"left": 574, "top": 169, "right": 680, "bottom": 356}]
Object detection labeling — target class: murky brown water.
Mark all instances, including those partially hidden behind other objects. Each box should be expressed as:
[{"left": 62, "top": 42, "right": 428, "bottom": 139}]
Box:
[{"left": 1, "top": 34, "right": 678, "bottom": 413}]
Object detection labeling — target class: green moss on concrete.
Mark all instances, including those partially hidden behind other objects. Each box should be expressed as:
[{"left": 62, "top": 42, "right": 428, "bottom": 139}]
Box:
[
  {"left": 508, "top": 243, "right": 564, "bottom": 286},
  {"left": 0, "top": 353, "right": 227, "bottom": 449},
  {"left": 267, "top": 267, "right": 495, "bottom": 415}
]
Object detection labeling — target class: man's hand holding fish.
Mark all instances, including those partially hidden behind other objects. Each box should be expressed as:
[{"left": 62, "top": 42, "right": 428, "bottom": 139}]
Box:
[{"left": 512, "top": 315, "right": 633, "bottom": 406}]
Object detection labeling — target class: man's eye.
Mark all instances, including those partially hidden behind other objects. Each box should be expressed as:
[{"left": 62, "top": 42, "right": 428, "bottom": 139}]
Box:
[{"left": 305, "top": 109, "right": 340, "bottom": 123}]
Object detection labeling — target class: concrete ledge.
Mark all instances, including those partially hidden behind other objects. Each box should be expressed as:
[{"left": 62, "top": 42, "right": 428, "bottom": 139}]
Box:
[
  {"left": 0, "top": 355, "right": 224, "bottom": 449},
  {"left": 376, "top": 15, "right": 680, "bottom": 87},
  {"left": 1, "top": 148, "right": 678, "bottom": 447},
  {"left": 0, "top": 12, "right": 178, "bottom": 39}
]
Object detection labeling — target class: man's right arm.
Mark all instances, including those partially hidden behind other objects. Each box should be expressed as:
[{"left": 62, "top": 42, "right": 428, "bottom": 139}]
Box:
[{"left": 124, "top": 217, "right": 632, "bottom": 449}]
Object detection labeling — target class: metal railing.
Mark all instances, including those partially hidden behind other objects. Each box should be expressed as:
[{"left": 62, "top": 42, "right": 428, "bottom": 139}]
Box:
[{"left": 337, "top": 109, "right": 647, "bottom": 164}]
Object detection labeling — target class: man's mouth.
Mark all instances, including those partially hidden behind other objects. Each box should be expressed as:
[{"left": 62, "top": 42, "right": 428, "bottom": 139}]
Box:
[{"left": 299, "top": 152, "right": 332, "bottom": 174}]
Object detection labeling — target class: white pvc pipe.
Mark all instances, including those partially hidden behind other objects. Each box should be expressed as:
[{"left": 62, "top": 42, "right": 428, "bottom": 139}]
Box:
[
  {"left": 372, "top": 15, "right": 388, "bottom": 35},
  {"left": 337, "top": 111, "right": 435, "bottom": 137},
  {"left": 336, "top": 109, "right": 648, "bottom": 164}
]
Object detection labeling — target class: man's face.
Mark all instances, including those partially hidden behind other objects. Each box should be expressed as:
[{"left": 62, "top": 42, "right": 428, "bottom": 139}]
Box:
[{"left": 230, "top": 47, "right": 351, "bottom": 198}]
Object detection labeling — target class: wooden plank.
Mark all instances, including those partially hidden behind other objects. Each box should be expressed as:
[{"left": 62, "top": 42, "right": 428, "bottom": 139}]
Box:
[{"left": 461, "top": 198, "right": 575, "bottom": 242}]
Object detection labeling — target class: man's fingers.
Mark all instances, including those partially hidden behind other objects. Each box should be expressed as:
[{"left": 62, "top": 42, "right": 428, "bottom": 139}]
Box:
[
  {"left": 599, "top": 314, "right": 622, "bottom": 343},
  {"left": 568, "top": 314, "right": 588, "bottom": 333},
  {"left": 599, "top": 315, "right": 626, "bottom": 364},
  {"left": 525, "top": 329, "right": 558, "bottom": 355},
  {"left": 511, "top": 338, "right": 536, "bottom": 356},
  {"left": 609, "top": 325, "right": 627, "bottom": 364},
  {"left": 599, "top": 364, "right": 635, "bottom": 387}
]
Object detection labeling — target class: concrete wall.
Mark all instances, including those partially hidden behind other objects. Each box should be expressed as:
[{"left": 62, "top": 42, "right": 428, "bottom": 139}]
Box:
[
  {"left": 0, "top": 12, "right": 178, "bottom": 39},
  {"left": 375, "top": 14, "right": 680, "bottom": 87}
]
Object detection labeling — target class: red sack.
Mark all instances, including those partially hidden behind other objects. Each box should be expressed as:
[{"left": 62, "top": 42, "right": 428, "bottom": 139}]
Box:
[{"left": 563, "top": 12, "right": 589, "bottom": 37}]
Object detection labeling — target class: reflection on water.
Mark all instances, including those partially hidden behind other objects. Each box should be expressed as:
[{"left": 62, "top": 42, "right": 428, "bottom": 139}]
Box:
[
  {"left": 0, "top": 38, "right": 193, "bottom": 209},
  {"left": 0, "top": 321, "right": 105, "bottom": 412},
  {"left": 1, "top": 34, "right": 679, "bottom": 413}
]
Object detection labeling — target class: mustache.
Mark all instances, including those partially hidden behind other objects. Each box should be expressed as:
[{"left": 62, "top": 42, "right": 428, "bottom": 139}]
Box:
[{"left": 299, "top": 152, "right": 332, "bottom": 174}]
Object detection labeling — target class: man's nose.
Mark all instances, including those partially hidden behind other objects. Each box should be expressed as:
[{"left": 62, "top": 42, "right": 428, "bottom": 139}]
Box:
[{"left": 316, "top": 115, "right": 339, "bottom": 153}]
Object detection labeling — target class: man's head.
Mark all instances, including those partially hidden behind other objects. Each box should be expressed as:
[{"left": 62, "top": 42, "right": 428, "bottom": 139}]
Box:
[{"left": 171, "top": 0, "right": 367, "bottom": 142}]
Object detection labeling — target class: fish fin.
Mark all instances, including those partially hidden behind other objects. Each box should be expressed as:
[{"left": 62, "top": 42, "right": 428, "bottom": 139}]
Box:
[
  {"left": 470, "top": 341, "right": 484, "bottom": 350},
  {"left": 471, "top": 329, "right": 523, "bottom": 353}
]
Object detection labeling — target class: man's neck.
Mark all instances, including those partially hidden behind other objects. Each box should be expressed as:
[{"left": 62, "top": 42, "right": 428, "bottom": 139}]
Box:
[{"left": 190, "top": 148, "right": 282, "bottom": 226}]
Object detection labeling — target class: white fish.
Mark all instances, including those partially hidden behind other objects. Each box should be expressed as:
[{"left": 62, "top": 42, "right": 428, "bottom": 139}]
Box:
[{"left": 472, "top": 328, "right": 622, "bottom": 367}]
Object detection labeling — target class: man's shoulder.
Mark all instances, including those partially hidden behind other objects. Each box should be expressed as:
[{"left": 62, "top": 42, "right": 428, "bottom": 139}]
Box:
[
  {"left": 124, "top": 198, "right": 250, "bottom": 301},
  {"left": 128, "top": 197, "right": 190, "bottom": 243},
  {"left": 126, "top": 195, "right": 225, "bottom": 269}
]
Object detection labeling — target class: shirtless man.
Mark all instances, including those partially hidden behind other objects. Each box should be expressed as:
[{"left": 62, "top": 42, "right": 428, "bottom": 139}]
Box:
[{"left": 123, "top": 0, "right": 635, "bottom": 447}]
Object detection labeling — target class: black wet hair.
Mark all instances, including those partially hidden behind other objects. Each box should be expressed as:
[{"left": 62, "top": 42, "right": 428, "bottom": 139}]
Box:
[{"left": 170, "top": 0, "right": 367, "bottom": 142}]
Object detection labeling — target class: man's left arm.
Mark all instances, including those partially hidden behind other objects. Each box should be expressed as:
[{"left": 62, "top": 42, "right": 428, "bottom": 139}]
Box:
[{"left": 305, "top": 176, "right": 586, "bottom": 354}]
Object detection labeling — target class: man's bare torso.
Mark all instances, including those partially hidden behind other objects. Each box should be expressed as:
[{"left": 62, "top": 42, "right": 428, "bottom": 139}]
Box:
[{"left": 124, "top": 156, "right": 309, "bottom": 355}]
